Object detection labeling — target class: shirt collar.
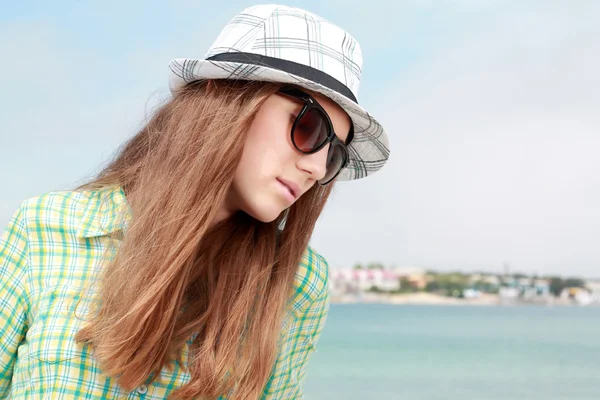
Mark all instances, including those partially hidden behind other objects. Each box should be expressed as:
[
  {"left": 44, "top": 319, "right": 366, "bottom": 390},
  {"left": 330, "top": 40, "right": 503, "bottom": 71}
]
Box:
[{"left": 76, "top": 185, "right": 132, "bottom": 239}]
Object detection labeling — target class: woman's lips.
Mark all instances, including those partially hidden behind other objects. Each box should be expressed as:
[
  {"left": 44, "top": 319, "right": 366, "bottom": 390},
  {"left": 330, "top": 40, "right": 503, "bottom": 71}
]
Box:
[{"left": 276, "top": 178, "right": 299, "bottom": 201}]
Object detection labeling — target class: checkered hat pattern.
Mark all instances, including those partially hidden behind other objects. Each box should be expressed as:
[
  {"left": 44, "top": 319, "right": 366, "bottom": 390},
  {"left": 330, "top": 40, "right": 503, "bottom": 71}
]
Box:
[{"left": 168, "top": 4, "right": 390, "bottom": 181}]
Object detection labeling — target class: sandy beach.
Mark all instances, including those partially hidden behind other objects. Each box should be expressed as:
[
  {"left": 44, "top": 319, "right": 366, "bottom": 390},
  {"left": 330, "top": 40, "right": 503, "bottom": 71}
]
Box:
[
  {"left": 388, "top": 292, "right": 500, "bottom": 305},
  {"left": 329, "top": 292, "right": 564, "bottom": 306}
]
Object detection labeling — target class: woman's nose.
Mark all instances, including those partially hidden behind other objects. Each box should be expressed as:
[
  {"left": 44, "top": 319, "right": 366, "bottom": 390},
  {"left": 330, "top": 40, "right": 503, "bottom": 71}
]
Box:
[{"left": 296, "top": 145, "right": 329, "bottom": 181}]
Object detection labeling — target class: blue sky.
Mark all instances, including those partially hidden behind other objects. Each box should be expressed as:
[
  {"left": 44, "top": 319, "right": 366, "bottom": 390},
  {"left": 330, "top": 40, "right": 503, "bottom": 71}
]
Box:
[{"left": 1, "top": 1, "right": 599, "bottom": 277}]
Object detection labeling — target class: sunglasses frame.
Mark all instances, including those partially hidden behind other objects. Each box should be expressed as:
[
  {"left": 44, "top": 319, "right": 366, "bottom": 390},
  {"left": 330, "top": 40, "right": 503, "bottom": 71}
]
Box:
[{"left": 277, "top": 86, "right": 352, "bottom": 185}]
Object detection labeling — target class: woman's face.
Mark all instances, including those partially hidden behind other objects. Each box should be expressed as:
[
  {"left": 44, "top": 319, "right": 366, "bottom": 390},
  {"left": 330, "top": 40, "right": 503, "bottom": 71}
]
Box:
[{"left": 225, "top": 88, "right": 352, "bottom": 223}]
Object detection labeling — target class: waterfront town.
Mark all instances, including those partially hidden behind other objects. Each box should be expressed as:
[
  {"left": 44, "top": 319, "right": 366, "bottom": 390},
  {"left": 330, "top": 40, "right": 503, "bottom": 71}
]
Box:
[{"left": 329, "top": 264, "right": 600, "bottom": 306}]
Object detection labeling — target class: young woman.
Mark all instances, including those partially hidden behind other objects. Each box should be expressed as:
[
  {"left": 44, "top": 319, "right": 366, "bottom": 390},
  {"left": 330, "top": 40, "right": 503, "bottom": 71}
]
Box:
[{"left": 0, "top": 4, "right": 389, "bottom": 399}]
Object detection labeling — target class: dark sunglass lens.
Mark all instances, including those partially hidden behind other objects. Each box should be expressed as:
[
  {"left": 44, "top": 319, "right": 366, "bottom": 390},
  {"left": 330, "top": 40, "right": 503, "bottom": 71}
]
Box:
[
  {"left": 319, "top": 144, "right": 346, "bottom": 184},
  {"left": 293, "top": 108, "right": 329, "bottom": 152}
]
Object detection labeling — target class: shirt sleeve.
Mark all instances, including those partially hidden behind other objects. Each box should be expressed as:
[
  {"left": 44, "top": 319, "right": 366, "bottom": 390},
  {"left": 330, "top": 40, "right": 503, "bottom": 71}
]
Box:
[
  {"left": 261, "top": 252, "right": 331, "bottom": 399},
  {"left": 0, "top": 205, "right": 31, "bottom": 397}
]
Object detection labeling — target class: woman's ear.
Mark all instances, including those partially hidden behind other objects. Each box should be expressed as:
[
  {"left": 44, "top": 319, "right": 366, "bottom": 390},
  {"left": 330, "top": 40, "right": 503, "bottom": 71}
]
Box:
[{"left": 205, "top": 79, "right": 216, "bottom": 95}]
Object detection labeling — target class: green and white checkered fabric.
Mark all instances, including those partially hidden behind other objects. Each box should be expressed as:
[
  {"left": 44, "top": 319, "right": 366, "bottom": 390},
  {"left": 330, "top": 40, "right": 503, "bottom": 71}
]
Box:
[{"left": 0, "top": 185, "right": 330, "bottom": 399}]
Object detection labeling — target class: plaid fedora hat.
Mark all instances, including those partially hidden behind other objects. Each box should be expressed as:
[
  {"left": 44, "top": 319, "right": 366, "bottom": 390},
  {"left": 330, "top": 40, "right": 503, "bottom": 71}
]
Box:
[{"left": 168, "top": 4, "right": 390, "bottom": 181}]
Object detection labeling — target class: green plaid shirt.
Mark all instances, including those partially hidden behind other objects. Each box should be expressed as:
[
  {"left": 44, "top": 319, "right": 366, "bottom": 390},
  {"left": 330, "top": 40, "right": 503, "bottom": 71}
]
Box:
[{"left": 0, "top": 185, "right": 330, "bottom": 399}]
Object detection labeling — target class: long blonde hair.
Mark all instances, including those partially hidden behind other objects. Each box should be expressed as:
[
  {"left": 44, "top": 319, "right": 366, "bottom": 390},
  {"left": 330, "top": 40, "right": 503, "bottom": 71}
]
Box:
[{"left": 75, "top": 80, "right": 334, "bottom": 399}]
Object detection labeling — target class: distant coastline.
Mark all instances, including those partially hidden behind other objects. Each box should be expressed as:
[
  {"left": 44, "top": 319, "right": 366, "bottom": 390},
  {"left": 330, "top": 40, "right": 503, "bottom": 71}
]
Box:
[{"left": 329, "top": 266, "right": 600, "bottom": 307}]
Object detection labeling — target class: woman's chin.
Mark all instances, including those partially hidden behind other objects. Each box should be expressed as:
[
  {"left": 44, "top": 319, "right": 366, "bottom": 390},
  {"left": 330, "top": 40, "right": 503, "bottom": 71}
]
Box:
[{"left": 244, "top": 205, "right": 284, "bottom": 224}]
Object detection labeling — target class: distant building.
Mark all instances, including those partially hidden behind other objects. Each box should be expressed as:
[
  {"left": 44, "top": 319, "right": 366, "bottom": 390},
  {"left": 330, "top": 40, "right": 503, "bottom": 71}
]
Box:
[
  {"left": 463, "top": 288, "right": 481, "bottom": 299},
  {"left": 522, "top": 279, "right": 551, "bottom": 300},
  {"left": 499, "top": 278, "right": 551, "bottom": 302},
  {"left": 329, "top": 267, "right": 401, "bottom": 294},
  {"left": 586, "top": 281, "right": 600, "bottom": 304},
  {"left": 469, "top": 274, "right": 501, "bottom": 292},
  {"left": 561, "top": 286, "right": 595, "bottom": 305},
  {"left": 392, "top": 266, "right": 427, "bottom": 289},
  {"left": 482, "top": 275, "right": 501, "bottom": 286},
  {"left": 499, "top": 287, "right": 520, "bottom": 301}
]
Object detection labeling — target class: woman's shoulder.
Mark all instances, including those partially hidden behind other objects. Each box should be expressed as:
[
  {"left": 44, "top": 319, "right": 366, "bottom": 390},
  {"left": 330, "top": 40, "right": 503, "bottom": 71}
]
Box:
[
  {"left": 15, "top": 185, "right": 122, "bottom": 238},
  {"left": 17, "top": 189, "right": 89, "bottom": 230},
  {"left": 17, "top": 188, "right": 92, "bottom": 228},
  {"left": 290, "top": 246, "right": 330, "bottom": 313},
  {"left": 299, "top": 246, "right": 329, "bottom": 287}
]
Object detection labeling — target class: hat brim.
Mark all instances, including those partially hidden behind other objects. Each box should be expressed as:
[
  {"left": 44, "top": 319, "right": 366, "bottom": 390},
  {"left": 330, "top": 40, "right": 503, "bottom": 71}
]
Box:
[{"left": 168, "top": 58, "right": 390, "bottom": 181}]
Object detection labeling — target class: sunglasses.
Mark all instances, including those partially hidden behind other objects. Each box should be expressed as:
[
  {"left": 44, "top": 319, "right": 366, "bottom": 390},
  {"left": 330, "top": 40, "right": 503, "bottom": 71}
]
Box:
[{"left": 277, "top": 86, "right": 353, "bottom": 185}]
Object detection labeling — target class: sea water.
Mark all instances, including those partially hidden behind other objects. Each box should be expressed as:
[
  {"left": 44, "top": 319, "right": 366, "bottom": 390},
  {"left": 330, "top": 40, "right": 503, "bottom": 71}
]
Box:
[{"left": 305, "top": 304, "right": 600, "bottom": 400}]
